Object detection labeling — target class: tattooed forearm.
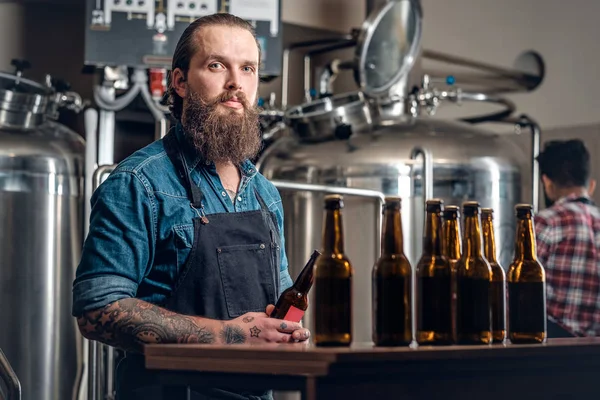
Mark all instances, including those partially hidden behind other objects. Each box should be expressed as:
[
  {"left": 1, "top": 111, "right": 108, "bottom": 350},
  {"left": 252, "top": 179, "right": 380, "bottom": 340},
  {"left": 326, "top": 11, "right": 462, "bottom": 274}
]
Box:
[
  {"left": 76, "top": 298, "right": 216, "bottom": 353},
  {"left": 220, "top": 324, "right": 247, "bottom": 344}
]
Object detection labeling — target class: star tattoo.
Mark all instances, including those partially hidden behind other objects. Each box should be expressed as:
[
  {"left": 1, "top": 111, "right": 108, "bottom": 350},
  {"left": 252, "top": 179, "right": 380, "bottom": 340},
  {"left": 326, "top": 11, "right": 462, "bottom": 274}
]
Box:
[
  {"left": 280, "top": 322, "right": 287, "bottom": 330},
  {"left": 250, "top": 326, "right": 261, "bottom": 338}
]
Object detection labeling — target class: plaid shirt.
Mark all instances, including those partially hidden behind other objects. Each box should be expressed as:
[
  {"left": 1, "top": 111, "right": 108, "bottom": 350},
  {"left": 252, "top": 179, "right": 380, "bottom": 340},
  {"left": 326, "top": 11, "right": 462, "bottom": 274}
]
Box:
[{"left": 534, "top": 193, "right": 600, "bottom": 336}]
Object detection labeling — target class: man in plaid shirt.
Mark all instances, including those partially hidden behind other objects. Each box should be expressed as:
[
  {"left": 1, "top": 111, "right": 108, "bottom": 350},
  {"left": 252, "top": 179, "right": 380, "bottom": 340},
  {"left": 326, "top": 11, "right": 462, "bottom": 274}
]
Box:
[{"left": 535, "top": 139, "right": 599, "bottom": 337}]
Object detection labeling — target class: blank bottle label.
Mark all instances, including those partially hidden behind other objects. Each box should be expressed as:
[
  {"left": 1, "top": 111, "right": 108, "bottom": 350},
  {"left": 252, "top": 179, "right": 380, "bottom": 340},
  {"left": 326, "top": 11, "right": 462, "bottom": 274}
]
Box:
[
  {"left": 509, "top": 282, "right": 546, "bottom": 333},
  {"left": 375, "top": 275, "right": 409, "bottom": 336},
  {"left": 418, "top": 276, "right": 451, "bottom": 332},
  {"left": 315, "top": 277, "right": 352, "bottom": 336},
  {"left": 283, "top": 306, "right": 304, "bottom": 323},
  {"left": 458, "top": 278, "right": 490, "bottom": 334},
  {"left": 490, "top": 280, "right": 506, "bottom": 332}
]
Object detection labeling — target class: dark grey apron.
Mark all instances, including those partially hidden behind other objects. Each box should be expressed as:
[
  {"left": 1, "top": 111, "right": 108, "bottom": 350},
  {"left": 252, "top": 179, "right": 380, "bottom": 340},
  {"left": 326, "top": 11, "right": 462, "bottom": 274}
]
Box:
[{"left": 116, "top": 132, "right": 281, "bottom": 399}]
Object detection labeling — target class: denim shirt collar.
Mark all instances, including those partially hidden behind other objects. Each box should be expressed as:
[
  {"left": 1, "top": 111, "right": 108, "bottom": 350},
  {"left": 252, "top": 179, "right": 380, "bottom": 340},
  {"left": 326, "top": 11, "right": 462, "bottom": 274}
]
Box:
[{"left": 174, "top": 122, "right": 258, "bottom": 178}]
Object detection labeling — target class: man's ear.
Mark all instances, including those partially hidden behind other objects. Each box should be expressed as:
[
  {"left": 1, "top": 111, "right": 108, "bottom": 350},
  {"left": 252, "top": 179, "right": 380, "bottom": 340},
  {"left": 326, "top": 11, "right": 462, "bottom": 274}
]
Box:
[
  {"left": 589, "top": 178, "right": 596, "bottom": 197},
  {"left": 541, "top": 174, "right": 551, "bottom": 190},
  {"left": 171, "top": 68, "right": 187, "bottom": 99}
]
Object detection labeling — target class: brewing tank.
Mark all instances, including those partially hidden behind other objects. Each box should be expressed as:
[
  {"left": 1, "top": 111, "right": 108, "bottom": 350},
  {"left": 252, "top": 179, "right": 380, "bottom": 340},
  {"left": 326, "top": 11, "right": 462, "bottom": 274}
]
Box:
[
  {"left": 258, "top": 116, "right": 526, "bottom": 344},
  {"left": 0, "top": 68, "right": 84, "bottom": 400}
]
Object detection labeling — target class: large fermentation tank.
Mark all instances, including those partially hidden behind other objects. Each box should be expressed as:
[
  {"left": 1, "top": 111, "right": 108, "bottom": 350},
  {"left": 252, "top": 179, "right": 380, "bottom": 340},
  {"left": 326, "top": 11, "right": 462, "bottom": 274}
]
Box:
[
  {"left": 259, "top": 0, "right": 540, "bottom": 347},
  {"left": 0, "top": 65, "right": 84, "bottom": 400}
]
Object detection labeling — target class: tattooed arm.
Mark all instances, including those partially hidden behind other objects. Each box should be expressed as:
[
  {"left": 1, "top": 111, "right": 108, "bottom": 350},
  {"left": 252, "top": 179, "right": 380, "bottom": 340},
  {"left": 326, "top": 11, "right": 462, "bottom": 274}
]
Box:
[
  {"left": 76, "top": 299, "right": 310, "bottom": 353},
  {"left": 76, "top": 298, "right": 223, "bottom": 353}
]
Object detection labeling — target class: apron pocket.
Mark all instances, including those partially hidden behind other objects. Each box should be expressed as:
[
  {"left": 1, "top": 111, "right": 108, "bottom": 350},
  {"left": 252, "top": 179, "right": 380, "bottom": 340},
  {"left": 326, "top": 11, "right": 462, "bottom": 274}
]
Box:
[{"left": 216, "top": 242, "right": 275, "bottom": 318}]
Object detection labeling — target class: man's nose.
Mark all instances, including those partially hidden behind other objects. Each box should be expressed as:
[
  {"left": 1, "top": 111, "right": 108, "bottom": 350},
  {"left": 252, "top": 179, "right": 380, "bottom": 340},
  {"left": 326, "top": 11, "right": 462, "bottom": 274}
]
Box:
[{"left": 225, "top": 72, "right": 241, "bottom": 91}]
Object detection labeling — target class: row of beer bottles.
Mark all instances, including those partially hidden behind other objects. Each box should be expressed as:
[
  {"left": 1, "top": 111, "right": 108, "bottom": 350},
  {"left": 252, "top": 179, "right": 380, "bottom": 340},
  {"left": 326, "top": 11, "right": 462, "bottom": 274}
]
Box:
[{"left": 312, "top": 194, "right": 547, "bottom": 347}]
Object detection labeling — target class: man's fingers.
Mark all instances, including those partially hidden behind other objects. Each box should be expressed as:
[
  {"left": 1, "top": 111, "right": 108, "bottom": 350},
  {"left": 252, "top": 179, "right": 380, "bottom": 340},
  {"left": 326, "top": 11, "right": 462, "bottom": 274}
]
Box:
[
  {"left": 292, "top": 328, "right": 310, "bottom": 341},
  {"left": 265, "top": 304, "right": 275, "bottom": 316},
  {"left": 272, "top": 320, "right": 302, "bottom": 333}
]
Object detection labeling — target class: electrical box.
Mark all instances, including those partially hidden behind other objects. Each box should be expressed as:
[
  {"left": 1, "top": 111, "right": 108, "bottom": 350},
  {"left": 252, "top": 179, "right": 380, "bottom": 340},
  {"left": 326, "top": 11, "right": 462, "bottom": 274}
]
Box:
[{"left": 84, "top": 0, "right": 282, "bottom": 77}]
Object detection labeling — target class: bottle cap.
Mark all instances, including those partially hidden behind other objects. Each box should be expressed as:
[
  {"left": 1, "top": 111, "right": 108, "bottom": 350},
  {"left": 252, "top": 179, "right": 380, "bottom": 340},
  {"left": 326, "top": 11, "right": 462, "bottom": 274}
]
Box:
[{"left": 324, "top": 194, "right": 343, "bottom": 210}]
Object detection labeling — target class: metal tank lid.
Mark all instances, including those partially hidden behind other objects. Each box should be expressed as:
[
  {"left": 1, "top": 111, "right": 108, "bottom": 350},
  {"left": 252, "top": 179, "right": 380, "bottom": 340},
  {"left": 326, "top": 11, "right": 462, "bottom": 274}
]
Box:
[
  {"left": 354, "top": 0, "right": 423, "bottom": 98},
  {"left": 284, "top": 0, "right": 423, "bottom": 143},
  {"left": 0, "top": 59, "right": 65, "bottom": 130}
]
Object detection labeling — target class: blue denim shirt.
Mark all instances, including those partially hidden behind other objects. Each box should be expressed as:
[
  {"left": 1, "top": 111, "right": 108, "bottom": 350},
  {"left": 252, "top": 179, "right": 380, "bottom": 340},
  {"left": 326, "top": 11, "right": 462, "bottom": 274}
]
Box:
[{"left": 72, "top": 125, "right": 293, "bottom": 316}]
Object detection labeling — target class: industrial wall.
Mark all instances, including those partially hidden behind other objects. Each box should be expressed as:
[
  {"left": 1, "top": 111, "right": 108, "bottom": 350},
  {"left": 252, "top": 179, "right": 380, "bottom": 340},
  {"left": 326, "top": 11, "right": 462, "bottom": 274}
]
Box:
[{"left": 1, "top": 0, "right": 598, "bottom": 204}]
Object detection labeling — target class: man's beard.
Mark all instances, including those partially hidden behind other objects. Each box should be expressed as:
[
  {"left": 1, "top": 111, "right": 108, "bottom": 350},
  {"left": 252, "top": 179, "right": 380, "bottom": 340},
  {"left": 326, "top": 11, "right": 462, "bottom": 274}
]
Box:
[{"left": 181, "top": 89, "right": 262, "bottom": 165}]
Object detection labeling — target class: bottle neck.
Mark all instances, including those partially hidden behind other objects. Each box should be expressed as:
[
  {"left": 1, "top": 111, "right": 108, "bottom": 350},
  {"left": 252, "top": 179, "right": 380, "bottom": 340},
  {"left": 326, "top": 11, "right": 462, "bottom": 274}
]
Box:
[
  {"left": 482, "top": 217, "right": 497, "bottom": 263},
  {"left": 293, "top": 251, "right": 319, "bottom": 292},
  {"left": 514, "top": 217, "right": 538, "bottom": 261},
  {"left": 422, "top": 211, "right": 443, "bottom": 256},
  {"left": 322, "top": 209, "right": 344, "bottom": 254},
  {"left": 463, "top": 215, "right": 484, "bottom": 258},
  {"left": 381, "top": 207, "right": 404, "bottom": 255},
  {"left": 443, "top": 219, "right": 462, "bottom": 260}
]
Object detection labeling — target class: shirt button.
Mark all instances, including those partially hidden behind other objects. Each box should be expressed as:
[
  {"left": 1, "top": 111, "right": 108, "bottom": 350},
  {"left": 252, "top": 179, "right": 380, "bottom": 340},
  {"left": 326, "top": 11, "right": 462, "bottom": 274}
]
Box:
[
  {"left": 237, "top": 196, "right": 242, "bottom": 202},
  {"left": 221, "top": 191, "right": 227, "bottom": 197},
  {"left": 249, "top": 169, "right": 254, "bottom": 173}
]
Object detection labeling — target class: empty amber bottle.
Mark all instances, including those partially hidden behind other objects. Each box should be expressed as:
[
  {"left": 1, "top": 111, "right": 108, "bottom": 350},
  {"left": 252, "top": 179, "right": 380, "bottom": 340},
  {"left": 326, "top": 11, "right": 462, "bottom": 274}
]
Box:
[
  {"left": 481, "top": 208, "right": 507, "bottom": 343},
  {"left": 507, "top": 204, "right": 547, "bottom": 344},
  {"left": 270, "top": 250, "right": 321, "bottom": 322},
  {"left": 456, "top": 201, "right": 492, "bottom": 345},
  {"left": 416, "top": 199, "right": 453, "bottom": 345},
  {"left": 314, "top": 195, "right": 354, "bottom": 347},
  {"left": 442, "top": 205, "right": 462, "bottom": 344},
  {"left": 372, "top": 196, "right": 412, "bottom": 346}
]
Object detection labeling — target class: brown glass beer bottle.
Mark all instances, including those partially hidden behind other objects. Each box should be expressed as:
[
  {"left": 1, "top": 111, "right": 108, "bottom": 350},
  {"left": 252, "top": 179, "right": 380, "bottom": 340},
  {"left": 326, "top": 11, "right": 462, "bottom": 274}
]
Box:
[
  {"left": 442, "top": 205, "right": 462, "bottom": 344},
  {"left": 481, "top": 208, "right": 507, "bottom": 343},
  {"left": 456, "top": 201, "right": 492, "bottom": 344},
  {"left": 416, "top": 199, "right": 453, "bottom": 345},
  {"left": 314, "top": 195, "right": 353, "bottom": 347},
  {"left": 507, "top": 204, "right": 547, "bottom": 344},
  {"left": 270, "top": 250, "right": 321, "bottom": 322},
  {"left": 372, "top": 196, "right": 412, "bottom": 346}
]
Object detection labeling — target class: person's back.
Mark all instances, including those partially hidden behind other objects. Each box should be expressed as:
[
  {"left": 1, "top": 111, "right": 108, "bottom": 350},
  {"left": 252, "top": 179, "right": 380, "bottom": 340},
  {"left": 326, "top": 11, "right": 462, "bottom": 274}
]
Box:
[{"left": 535, "top": 139, "right": 600, "bottom": 337}]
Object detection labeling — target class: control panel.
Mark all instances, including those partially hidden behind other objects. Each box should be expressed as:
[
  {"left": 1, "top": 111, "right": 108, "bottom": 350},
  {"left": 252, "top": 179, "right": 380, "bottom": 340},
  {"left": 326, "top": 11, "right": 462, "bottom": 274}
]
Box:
[{"left": 85, "top": 0, "right": 283, "bottom": 77}]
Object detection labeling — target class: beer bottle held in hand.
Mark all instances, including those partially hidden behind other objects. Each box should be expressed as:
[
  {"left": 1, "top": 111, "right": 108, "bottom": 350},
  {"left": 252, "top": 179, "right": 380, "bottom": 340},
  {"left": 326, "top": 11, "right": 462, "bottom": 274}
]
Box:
[
  {"left": 507, "top": 204, "right": 547, "bottom": 344},
  {"left": 442, "top": 205, "right": 462, "bottom": 344},
  {"left": 372, "top": 196, "right": 412, "bottom": 346},
  {"left": 314, "top": 195, "right": 354, "bottom": 347},
  {"left": 416, "top": 199, "right": 453, "bottom": 345},
  {"left": 481, "top": 208, "right": 507, "bottom": 343},
  {"left": 456, "top": 201, "right": 493, "bottom": 344},
  {"left": 270, "top": 250, "right": 321, "bottom": 322}
]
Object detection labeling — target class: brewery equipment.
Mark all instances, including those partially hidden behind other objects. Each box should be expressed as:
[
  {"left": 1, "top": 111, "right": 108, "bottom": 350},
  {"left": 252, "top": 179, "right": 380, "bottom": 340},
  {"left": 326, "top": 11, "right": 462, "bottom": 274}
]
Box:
[
  {"left": 0, "top": 60, "right": 84, "bottom": 400},
  {"left": 257, "top": 0, "right": 544, "bottom": 345}
]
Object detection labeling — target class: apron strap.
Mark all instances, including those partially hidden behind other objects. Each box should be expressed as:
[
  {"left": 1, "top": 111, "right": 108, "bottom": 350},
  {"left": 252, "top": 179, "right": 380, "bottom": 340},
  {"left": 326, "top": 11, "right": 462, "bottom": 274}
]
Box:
[
  {"left": 254, "top": 188, "right": 270, "bottom": 211},
  {"left": 163, "top": 131, "right": 204, "bottom": 208}
]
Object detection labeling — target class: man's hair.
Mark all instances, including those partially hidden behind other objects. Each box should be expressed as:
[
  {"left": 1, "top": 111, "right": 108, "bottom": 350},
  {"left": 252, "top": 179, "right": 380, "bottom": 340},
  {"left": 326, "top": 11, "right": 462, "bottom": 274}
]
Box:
[
  {"left": 167, "top": 13, "right": 261, "bottom": 120},
  {"left": 536, "top": 139, "right": 591, "bottom": 187}
]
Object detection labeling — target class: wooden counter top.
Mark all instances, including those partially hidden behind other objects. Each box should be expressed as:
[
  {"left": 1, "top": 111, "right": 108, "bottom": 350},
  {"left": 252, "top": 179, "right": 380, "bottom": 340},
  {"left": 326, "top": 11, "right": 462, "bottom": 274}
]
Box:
[
  {"left": 145, "top": 337, "right": 600, "bottom": 375},
  {"left": 144, "top": 338, "right": 600, "bottom": 399}
]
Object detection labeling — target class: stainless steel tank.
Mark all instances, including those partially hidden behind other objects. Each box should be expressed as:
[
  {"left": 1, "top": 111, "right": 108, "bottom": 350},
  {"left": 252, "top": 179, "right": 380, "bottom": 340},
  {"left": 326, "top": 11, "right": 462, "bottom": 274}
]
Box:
[
  {"left": 0, "top": 62, "right": 85, "bottom": 400},
  {"left": 259, "top": 0, "right": 541, "bottom": 347},
  {"left": 259, "top": 115, "right": 526, "bottom": 344}
]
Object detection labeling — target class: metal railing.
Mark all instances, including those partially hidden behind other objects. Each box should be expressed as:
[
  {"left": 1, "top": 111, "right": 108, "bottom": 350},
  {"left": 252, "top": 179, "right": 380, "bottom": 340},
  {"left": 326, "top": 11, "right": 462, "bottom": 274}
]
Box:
[{"left": 0, "top": 348, "right": 21, "bottom": 400}]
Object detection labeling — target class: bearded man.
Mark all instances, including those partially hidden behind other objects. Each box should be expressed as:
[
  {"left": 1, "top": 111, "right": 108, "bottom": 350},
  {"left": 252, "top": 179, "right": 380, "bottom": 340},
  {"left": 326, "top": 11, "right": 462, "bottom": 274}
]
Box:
[{"left": 72, "top": 13, "right": 309, "bottom": 400}]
